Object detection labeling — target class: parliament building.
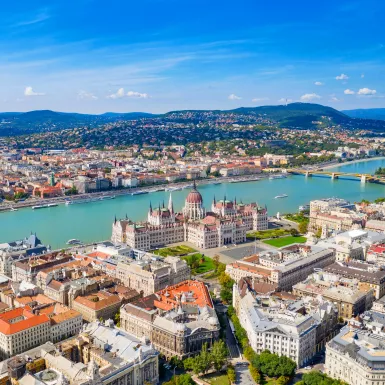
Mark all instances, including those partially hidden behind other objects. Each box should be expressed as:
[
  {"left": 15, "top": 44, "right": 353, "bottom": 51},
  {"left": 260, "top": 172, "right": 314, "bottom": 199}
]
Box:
[{"left": 112, "top": 182, "right": 268, "bottom": 250}]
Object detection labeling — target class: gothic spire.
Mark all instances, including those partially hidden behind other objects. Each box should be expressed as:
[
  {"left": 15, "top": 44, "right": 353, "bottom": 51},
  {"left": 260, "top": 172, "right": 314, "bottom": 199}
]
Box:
[
  {"left": 149, "top": 201, "right": 153, "bottom": 213},
  {"left": 168, "top": 193, "right": 173, "bottom": 212},
  {"left": 234, "top": 196, "right": 237, "bottom": 205},
  {"left": 213, "top": 195, "right": 216, "bottom": 205},
  {"left": 114, "top": 215, "right": 117, "bottom": 224},
  {"left": 193, "top": 179, "right": 197, "bottom": 190}
]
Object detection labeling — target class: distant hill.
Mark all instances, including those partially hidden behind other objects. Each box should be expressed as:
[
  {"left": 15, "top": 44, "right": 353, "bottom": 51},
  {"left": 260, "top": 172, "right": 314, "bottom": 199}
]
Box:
[
  {"left": 0, "top": 110, "right": 156, "bottom": 136},
  {"left": 342, "top": 108, "right": 385, "bottom": 121},
  {"left": 1, "top": 103, "right": 385, "bottom": 137},
  {"left": 165, "top": 103, "right": 374, "bottom": 130}
]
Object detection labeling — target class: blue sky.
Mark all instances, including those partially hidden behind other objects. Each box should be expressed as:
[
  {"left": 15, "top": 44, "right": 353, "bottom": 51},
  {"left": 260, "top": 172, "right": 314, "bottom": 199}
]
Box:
[{"left": 0, "top": 0, "right": 384, "bottom": 113}]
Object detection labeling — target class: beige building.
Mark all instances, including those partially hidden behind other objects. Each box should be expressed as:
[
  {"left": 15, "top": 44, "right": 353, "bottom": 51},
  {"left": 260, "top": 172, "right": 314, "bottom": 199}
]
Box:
[
  {"left": 1, "top": 321, "right": 159, "bottom": 385},
  {"left": 233, "top": 281, "right": 339, "bottom": 367},
  {"left": 120, "top": 280, "right": 220, "bottom": 359},
  {"left": 293, "top": 272, "right": 373, "bottom": 319},
  {"left": 325, "top": 261, "right": 385, "bottom": 300},
  {"left": 326, "top": 327, "right": 385, "bottom": 385},
  {"left": 71, "top": 291, "right": 121, "bottom": 322},
  {"left": 226, "top": 245, "right": 336, "bottom": 291},
  {"left": 116, "top": 255, "right": 190, "bottom": 296},
  {"left": 0, "top": 307, "right": 51, "bottom": 360}
]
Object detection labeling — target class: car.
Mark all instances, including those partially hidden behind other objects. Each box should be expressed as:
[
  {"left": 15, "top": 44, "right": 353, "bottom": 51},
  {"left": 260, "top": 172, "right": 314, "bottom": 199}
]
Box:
[{"left": 304, "top": 366, "right": 312, "bottom": 370}]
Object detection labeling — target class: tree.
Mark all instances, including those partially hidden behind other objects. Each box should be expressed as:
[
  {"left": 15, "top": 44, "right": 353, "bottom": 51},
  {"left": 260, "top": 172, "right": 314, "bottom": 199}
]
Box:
[
  {"left": 277, "top": 376, "right": 290, "bottom": 385},
  {"left": 210, "top": 340, "right": 228, "bottom": 371},
  {"left": 163, "top": 374, "right": 195, "bottom": 385},
  {"left": 290, "top": 228, "right": 299, "bottom": 237},
  {"left": 198, "top": 343, "right": 212, "bottom": 374},
  {"left": 213, "top": 255, "right": 220, "bottom": 271},
  {"left": 298, "top": 221, "right": 308, "bottom": 234},
  {"left": 227, "top": 367, "right": 236, "bottom": 384},
  {"left": 114, "top": 309, "right": 120, "bottom": 327}
]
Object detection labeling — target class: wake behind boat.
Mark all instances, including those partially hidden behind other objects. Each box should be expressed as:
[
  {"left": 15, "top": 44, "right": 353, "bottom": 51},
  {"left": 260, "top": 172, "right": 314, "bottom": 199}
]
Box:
[
  {"left": 274, "top": 194, "right": 288, "bottom": 199},
  {"left": 32, "top": 203, "right": 58, "bottom": 209}
]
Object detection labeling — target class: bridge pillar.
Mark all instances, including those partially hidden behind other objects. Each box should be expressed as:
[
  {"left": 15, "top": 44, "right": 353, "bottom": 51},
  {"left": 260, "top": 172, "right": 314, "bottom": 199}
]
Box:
[
  {"left": 361, "top": 175, "right": 367, "bottom": 183},
  {"left": 331, "top": 173, "right": 338, "bottom": 180},
  {"left": 305, "top": 171, "right": 312, "bottom": 178}
]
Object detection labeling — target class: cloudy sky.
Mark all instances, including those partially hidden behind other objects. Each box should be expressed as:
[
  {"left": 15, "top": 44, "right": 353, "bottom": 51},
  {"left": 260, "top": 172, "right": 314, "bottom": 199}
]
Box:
[{"left": 0, "top": 0, "right": 384, "bottom": 113}]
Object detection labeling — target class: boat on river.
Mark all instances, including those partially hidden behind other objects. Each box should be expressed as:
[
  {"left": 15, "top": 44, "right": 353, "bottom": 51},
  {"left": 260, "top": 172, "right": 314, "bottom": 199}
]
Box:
[{"left": 274, "top": 194, "right": 288, "bottom": 199}]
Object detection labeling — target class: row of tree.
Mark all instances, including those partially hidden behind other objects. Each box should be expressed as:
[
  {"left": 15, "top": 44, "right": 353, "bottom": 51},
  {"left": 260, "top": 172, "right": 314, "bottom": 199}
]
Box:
[
  {"left": 296, "top": 372, "right": 348, "bottom": 385},
  {"left": 183, "top": 340, "right": 228, "bottom": 375},
  {"left": 227, "top": 306, "right": 296, "bottom": 383}
]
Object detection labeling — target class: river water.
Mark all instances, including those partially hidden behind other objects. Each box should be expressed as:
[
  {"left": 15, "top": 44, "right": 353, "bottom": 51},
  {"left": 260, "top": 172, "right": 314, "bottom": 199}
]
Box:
[{"left": 1, "top": 158, "right": 385, "bottom": 249}]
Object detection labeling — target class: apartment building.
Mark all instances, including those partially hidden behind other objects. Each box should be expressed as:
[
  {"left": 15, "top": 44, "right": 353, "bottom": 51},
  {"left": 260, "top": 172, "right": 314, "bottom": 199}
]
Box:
[
  {"left": 116, "top": 256, "right": 190, "bottom": 296},
  {"left": 71, "top": 291, "right": 121, "bottom": 322},
  {"left": 226, "top": 245, "right": 336, "bottom": 291},
  {"left": 325, "top": 261, "right": 385, "bottom": 300},
  {"left": 326, "top": 326, "right": 385, "bottom": 385},
  {"left": 293, "top": 271, "right": 373, "bottom": 319},
  {"left": 120, "top": 280, "right": 220, "bottom": 359},
  {"left": 233, "top": 284, "right": 338, "bottom": 367},
  {"left": 0, "top": 308, "right": 51, "bottom": 359}
]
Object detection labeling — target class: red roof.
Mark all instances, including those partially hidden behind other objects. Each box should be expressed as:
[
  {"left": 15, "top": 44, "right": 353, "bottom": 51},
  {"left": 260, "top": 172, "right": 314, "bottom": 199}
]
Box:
[{"left": 0, "top": 308, "right": 50, "bottom": 335}]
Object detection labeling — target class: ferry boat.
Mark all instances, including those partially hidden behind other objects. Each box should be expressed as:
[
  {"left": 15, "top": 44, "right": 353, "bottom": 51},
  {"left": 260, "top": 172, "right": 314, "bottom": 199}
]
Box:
[
  {"left": 165, "top": 187, "right": 182, "bottom": 192},
  {"left": 269, "top": 175, "right": 287, "bottom": 180},
  {"left": 9, "top": 207, "right": 18, "bottom": 212},
  {"left": 32, "top": 203, "right": 58, "bottom": 209},
  {"left": 99, "top": 195, "right": 116, "bottom": 201},
  {"left": 213, "top": 182, "right": 221, "bottom": 185},
  {"left": 274, "top": 194, "right": 288, "bottom": 199},
  {"left": 65, "top": 197, "right": 100, "bottom": 205},
  {"left": 131, "top": 190, "right": 149, "bottom": 196},
  {"left": 32, "top": 205, "right": 48, "bottom": 209},
  {"left": 66, "top": 239, "right": 82, "bottom": 245}
]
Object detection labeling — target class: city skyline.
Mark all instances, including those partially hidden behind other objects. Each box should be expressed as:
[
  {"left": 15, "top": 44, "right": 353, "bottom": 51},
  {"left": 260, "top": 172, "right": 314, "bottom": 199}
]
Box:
[{"left": 0, "top": 0, "right": 383, "bottom": 113}]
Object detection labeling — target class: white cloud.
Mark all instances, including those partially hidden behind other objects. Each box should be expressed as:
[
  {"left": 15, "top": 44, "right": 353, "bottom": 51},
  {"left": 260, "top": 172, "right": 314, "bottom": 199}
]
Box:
[
  {"left": 300, "top": 93, "right": 321, "bottom": 102},
  {"left": 126, "top": 91, "right": 149, "bottom": 98},
  {"left": 278, "top": 98, "right": 293, "bottom": 103},
  {"left": 344, "top": 89, "right": 355, "bottom": 95},
  {"left": 78, "top": 90, "right": 98, "bottom": 100},
  {"left": 361, "top": 74, "right": 365, "bottom": 78},
  {"left": 107, "top": 88, "right": 149, "bottom": 99},
  {"left": 329, "top": 95, "right": 340, "bottom": 102},
  {"left": 314, "top": 81, "right": 324, "bottom": 86},
  {"left": 357, "top": 87, "right": 376, "bottom": 95},
  {"left": 335, "top": 73, "right": 349, "bottom": 80},
  {"left": 228, "top": 93, "right": 242, "bottom": 100},
  {"left": 251, "top": 97, "right": 269, "bottom": 102},
  {"left": 107, "top": 88, "right": 125, "bottom": 99},
  {"left": 24, "top": 86, "right": 45, "bottom": 96}
]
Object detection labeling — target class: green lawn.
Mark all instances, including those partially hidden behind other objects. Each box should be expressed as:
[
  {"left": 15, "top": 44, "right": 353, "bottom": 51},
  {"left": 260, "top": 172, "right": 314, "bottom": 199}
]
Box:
[
  {"left": 246, "top": 228, "right": 291, "bottom": 240},
  {"left": 182, "top": 254, "right": 215, "bottom": 274},
  {"left": 263, "top": 236, "right": 307, "bottom": 248},
  {"left": 201, "top": 373, "right": 230, "bottom": 385},
  {"left": 152, "top": 245, "right": 196, "bottom": 257}
]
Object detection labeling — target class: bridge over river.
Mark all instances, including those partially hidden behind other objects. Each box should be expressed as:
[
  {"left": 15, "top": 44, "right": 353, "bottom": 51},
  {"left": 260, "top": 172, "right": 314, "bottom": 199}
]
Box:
[{"left": 287, "top": 169, "right": 385, "bottom": 184}]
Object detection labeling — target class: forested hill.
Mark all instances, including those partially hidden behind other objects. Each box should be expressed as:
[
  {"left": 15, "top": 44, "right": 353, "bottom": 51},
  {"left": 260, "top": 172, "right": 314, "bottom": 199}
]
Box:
[{"left": 1, "top": 103, "right": 385, "bottom": 137}]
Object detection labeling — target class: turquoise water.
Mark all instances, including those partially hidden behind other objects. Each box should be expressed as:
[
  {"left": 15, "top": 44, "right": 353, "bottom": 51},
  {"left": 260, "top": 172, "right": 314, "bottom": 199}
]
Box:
[{"left": 1, "top": 158, "right": 385, "bottom": 249}]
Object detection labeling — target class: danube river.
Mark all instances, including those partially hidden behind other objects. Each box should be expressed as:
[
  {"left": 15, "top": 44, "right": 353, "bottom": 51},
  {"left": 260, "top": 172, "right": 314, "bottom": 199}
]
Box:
[{"left": 2, "top": 158, "right": 385, "bottom": 249}]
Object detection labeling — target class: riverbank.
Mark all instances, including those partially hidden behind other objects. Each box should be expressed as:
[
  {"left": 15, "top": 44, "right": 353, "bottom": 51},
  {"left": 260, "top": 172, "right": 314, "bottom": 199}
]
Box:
[
  {"left": 321, "top": 156, "right": 385, "bottom": 170},
  {"left": 0, "top": 173, "right": 270, "bottom": 213}
]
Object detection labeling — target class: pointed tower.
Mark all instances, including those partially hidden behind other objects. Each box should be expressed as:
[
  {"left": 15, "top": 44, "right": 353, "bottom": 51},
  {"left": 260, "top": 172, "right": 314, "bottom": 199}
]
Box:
[
  {"left": 149, "top": 201, "right": 153, "bottom": 214},
  {"left": 87, "top": 360, "right": 102, "bottom": 385},
  {"left": 168, "top": 193, "right": 173, "bottom": 212}
]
